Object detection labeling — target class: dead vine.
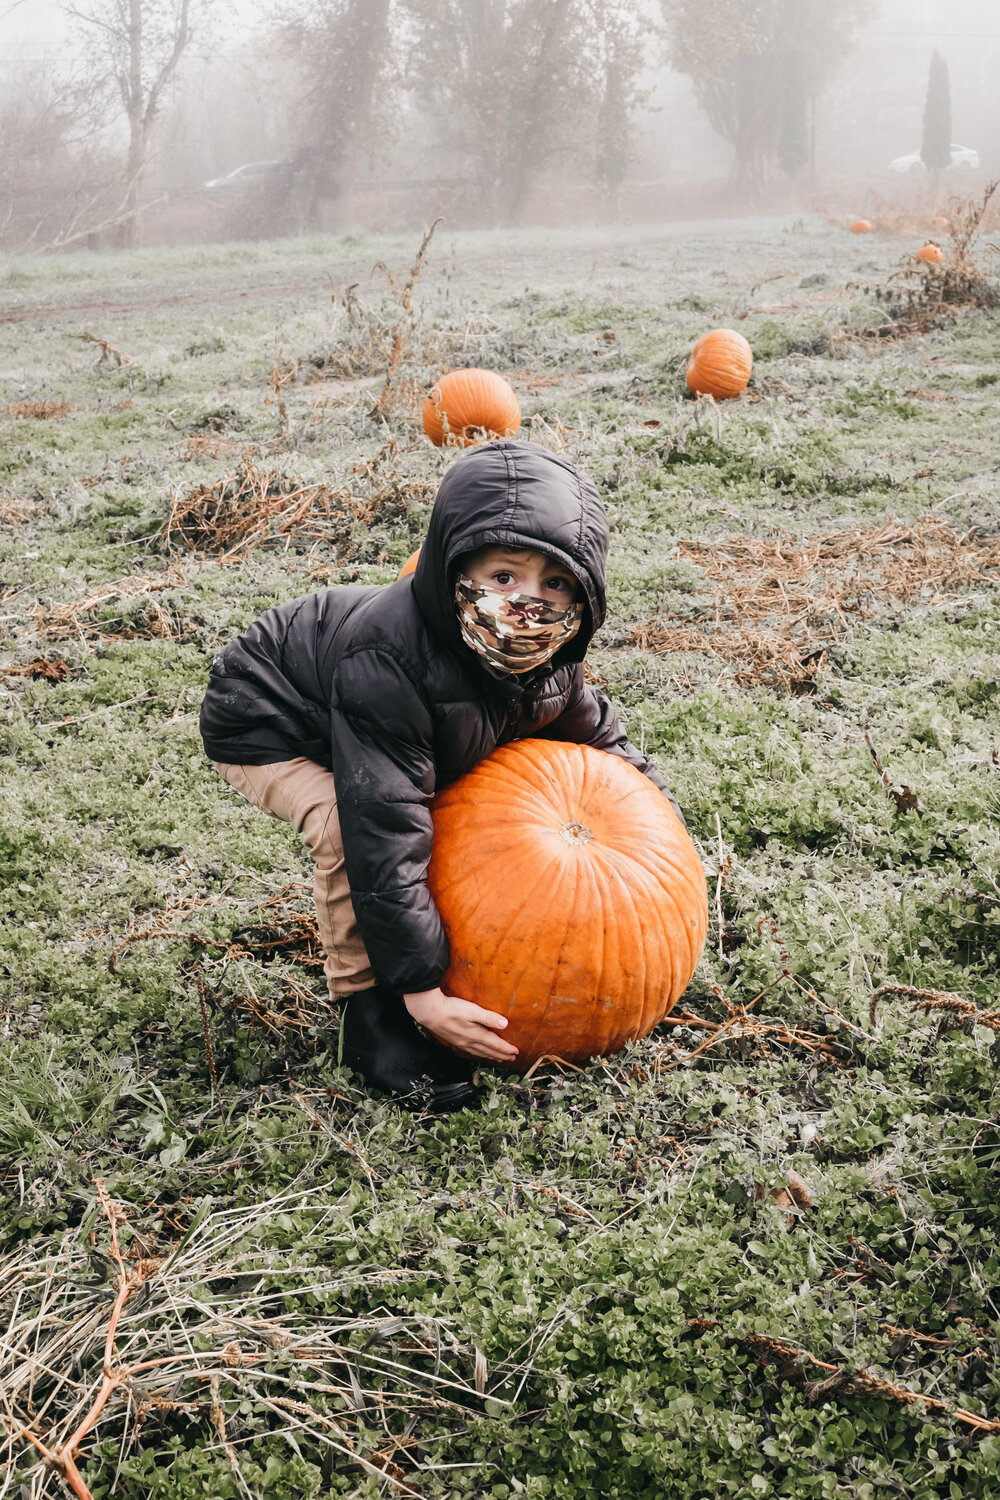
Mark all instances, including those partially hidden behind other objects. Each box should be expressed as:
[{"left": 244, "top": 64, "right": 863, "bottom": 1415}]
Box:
[
  {"left": 29, "top": 569, "right": 188, "bottom": 643},
  {"left": 105, "top": 884, "right": 334, "bottom": 1043},
  {"left": 369, "top": 217, "right": 443, "bottom": 420}
]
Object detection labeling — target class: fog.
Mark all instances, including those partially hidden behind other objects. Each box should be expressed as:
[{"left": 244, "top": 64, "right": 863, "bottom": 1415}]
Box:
[{"left": 0, "top": 0, "right": 997, "bottom": 252}]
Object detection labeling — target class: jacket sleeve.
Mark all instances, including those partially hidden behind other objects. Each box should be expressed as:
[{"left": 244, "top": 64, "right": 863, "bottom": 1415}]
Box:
[
  {"left": 328, "top": 647, "right": 449, "bottom": 994},
  {"left": 535, "top": 667, "right": 685, "bottom": 825}
]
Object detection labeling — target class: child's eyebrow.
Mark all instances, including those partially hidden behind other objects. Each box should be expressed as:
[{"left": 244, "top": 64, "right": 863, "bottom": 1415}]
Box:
[{"left": 488, "top": 551, "right": 575, "bottom": 576}]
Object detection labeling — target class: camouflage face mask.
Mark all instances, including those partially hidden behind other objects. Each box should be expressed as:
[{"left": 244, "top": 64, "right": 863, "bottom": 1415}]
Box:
[{"left": 454, "top": 574, "right": 584, "bottom": 677}]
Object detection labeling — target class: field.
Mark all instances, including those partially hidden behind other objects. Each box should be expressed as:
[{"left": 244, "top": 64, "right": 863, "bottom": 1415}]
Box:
[{"left": 1, "top": 213, "right": 999, "bottom": 1499}]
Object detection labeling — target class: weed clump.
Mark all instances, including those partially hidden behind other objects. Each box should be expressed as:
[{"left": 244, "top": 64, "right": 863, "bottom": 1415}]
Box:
[
  {"left": 305, "top": 221, "right": 450, "bottom": 423},
  {"left": 160, "top": 461, "right": 354, "bottom": 564},
  {"left": 1, "top": 400, "right": 70, "bottom": 420},
  {"left": 864, "top": 182, "right": 1000, "bottom": 338}
]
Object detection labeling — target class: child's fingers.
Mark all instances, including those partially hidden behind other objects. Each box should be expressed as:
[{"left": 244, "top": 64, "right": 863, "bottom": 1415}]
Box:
[
  {"left": 449, "top": 1021, "right": 518, "bottom": 1060},
  {"left": 469, "top": 1026, "right": 519, "bottom": 1060},
  {"left": 447, "top": 996, "right": 509, "bottom": 1029}
]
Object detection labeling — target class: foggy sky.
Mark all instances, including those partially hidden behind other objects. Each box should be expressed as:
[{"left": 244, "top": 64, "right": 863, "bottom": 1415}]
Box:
[{"left": 2, "top": 0, "right": 998, "bottom": 207}]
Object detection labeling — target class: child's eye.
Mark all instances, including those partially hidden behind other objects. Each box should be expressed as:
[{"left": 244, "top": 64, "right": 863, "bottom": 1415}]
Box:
[
  {"left": 492, "top": 571, "right": 516, "bottom": 586},
  {"left": 546, "top": 576, "right": 571, "bottom": 592}
]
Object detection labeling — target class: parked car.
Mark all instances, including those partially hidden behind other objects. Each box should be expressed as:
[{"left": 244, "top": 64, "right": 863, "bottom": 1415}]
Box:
[
  {"left": 203, "top": 161, "right": 285, "bottom": 194},
  {"left": 888, "top": 144, "right": 980, "bottom": 173}
]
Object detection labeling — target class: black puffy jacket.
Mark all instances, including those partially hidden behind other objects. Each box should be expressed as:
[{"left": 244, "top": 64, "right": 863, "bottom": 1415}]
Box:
[{"left": 200, "top": 440, "right": 678, "bottom": 994}]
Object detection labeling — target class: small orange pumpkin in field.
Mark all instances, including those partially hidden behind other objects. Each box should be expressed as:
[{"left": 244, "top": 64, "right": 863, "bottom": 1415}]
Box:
[
  {"left": 930, "top": 215, "right": 950, "bottom": 229},
  {"left": 685, "top": 328, "right": 753, "bottom": 400},
  {"left": 422, "top": 368, "right": 521, "bottom": 447},
  {"left": 428, "top": 739, "right": 708, "bottom": 1069},
  {"left": 398, "top": 548, "right": 420, "bottom": 578},
  {"left": 917, "top": 242, "right": 944, "bottom": 264},
  {"left": 850, "top": 218, "right": 873, "bottom": 234}
]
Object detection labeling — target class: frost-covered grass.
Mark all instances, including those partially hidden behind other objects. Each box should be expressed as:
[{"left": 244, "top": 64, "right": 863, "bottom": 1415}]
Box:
[{"left": 1, "top": 217, "right": 999, "bottom": 1499}]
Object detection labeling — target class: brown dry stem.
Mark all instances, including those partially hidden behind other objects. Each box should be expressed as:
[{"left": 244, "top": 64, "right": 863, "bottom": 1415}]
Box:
[
  {"left": 78, "top": 333, "right": 132, "bottom": 368},
  {"left": 195, "top": 967, "right": 219, "bottom": 1095},
  {"left": 863, "top": 731, "right": 919, "bottom": 813},
  {"left": 369, "top": 218, "right": 442, "bottom": 420},
  {"left": 687, "top": 1319, "right": 1000, "bottom": 1435},
  {"left": 869, "top": 983, "right": 1000, "bottom": 1032}
]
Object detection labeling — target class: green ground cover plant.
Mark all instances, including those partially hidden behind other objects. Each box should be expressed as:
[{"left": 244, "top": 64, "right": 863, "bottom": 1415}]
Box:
[{"left": 1, "top": 214, "right": 998, "bottom": 1498}]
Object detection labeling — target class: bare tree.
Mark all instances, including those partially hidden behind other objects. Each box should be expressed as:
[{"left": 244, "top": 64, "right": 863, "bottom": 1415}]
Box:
[
  {"left": 0, "top": 63, "right": 115, "bottom": 251},
  {"left": 274, "top": 0, "right": 393, "bottom": 230},
  {"left": 400, "top": 0, "right": 646, "bottom": 222},
  {"left": 661, "top": 0, "right": 870, "bottom": 188},
  {"left": 64, "top": 0, "right": 207, "bottom": 244}
]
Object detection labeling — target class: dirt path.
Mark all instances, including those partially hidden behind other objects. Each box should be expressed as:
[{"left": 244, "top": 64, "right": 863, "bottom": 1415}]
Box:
[
  {"left": 0, "top": 220, "right": 801, "bottom": 328},
  {"left": 0, "top": 269, "right": 359, "bottom": 326}
]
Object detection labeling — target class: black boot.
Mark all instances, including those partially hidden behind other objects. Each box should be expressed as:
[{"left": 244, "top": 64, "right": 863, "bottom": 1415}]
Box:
[{"left": 340, "top": 985, "right": 480, "bottom": 1112}]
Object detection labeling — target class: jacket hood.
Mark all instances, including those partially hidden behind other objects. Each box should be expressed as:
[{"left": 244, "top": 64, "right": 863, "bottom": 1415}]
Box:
[{"left": 409, "top": 440, "right": 608, "bottom": 670}]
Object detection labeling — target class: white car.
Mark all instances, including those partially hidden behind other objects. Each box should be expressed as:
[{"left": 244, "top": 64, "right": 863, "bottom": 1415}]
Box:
[
  {"left": 203, "top": 161, "right": 285, "bottom": 193},
  {"left": 888, "top": 143, "right": 980, "bottom": 173}
]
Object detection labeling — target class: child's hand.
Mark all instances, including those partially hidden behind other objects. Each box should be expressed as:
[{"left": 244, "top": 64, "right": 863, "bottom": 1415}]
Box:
[{"left": 403, "top": 988, "right": 520, "bottom": 1064}]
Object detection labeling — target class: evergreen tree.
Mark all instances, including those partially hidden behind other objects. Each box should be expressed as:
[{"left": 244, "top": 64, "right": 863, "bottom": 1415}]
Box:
[{"left": 920, "top": 50, "right": 952, "bottom": 174}]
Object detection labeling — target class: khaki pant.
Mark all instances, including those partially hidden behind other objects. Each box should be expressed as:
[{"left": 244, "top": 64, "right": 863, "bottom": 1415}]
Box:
[{"left": 213, "top": 757, "right": 375, "bottom": 999}]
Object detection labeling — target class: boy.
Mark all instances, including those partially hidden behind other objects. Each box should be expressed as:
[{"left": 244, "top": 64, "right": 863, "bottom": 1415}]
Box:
[{"left": 200, "top": 440, "right": 679, "bottom": 1109}]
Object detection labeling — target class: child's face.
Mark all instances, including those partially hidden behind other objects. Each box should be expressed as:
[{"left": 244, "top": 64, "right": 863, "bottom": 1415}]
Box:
[{"left": 460, "top": 546, "right": 578, "bottom": 605}]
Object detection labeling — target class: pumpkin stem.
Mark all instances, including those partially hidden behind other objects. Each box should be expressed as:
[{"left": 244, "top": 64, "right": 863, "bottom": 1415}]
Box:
[{"left": 559, "top": 820, "right": 594, "bottom": 846}]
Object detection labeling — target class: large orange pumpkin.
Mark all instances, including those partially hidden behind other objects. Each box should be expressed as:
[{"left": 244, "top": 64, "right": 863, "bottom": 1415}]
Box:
[
  {"left": 422, "top": 369, "right": 521, "bottom": 447},
  {"left": 398, "top": 548, "right": 420, "bottom": 578},
  {"left": 428, "top": 740, "right": 708, "bottom": 1068},
  {"left": 917, "top": 242, "right": 944, "bottom": 264},
  {"left": 685, "top": 329, "right": 753, "bottom": 400},
  {"left": 850, "top": 219, "right": 873, "bottom": 234}
]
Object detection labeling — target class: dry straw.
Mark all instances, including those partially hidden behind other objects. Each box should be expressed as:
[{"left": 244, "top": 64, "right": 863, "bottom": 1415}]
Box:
[
  {"left": 633, "top": 516, "right": 1000, "bottom": 689},
  {"left": 29, "top": 568, "right": 188, "bottom": 645},
  {"left": 1, "top": 401, "right": 71, "bottom": 420},
  {"left": 0, "top": 1181, "right": 515, "bottom": 1497}
]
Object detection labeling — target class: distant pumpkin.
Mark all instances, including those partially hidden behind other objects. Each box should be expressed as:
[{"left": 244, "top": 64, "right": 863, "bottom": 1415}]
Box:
[
  {"left": 685, "top": 328, "right": 753, "bottom": 400},
  {"left": 422, "top": 369, "right": 521, "bottom": 447},
  {"left": 917, "top": 242, "right": 944, "bottom": 264},
  {"left": 398, "top": 548, "right": 420, "bottom": 578},
  {"left": 930, "top": 215, "right": 950, "bottom": 229},
  {"left": 850, "top": 219, "right": 873, "bottom": 234}
]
